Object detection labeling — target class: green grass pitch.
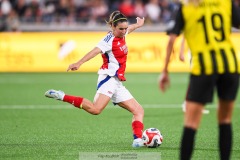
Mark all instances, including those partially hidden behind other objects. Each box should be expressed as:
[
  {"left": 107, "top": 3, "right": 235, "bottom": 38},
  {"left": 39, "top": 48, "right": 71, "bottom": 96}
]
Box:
[{"left": 0, "top": 73, "right": 239, "bottom": 159}]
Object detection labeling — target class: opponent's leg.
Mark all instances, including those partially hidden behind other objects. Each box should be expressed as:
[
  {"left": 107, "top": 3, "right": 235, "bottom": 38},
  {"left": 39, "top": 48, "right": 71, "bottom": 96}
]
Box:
[
  {"left": 180, "top": 101, "right": 203, "bottom": 160},
  {"left": 182, "top": 100, "right": 210, "bottom": 114},
  {"left": 218, "top": 99, "right": 234, "bottom": 160}
]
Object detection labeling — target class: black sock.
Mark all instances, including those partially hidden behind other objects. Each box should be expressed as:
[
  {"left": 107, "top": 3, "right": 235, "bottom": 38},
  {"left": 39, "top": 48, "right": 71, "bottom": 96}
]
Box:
[
  {"left": 180, "top": 127, "right": 196, "bottom": 160},
  {"left": 219, "top": 124, "right": 232, "bottom": 160}
]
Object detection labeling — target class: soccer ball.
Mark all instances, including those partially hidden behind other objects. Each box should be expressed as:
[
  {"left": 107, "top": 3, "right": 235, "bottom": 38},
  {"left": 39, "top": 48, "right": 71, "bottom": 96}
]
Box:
[{"left": 142, "top": 128, "right": 163, "bottom": 148}]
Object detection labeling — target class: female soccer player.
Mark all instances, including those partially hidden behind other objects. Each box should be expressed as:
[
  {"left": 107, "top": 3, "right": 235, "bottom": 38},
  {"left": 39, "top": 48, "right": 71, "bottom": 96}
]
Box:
[
  {"left": 179, "top": 36, "right": 210, "bottom": 114},
  {"left": 159, "top": 0, "right": 240, "bottom": 159},
  {"left": 45, "top": 11, "right": 145, "bottom": 148}
]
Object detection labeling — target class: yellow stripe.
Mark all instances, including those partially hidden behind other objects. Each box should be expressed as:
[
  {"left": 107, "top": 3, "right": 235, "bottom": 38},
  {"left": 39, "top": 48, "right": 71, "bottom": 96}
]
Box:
[
  {"left": 226, "top": 49, "right": 236, "bottom": 73},
  {"left": 113, "top": 18, "right": 127, "bottom": 23},
  {"left": 216, "top": 51, "right": 224, "bottom": 74},
  {"left": 204, "top": 51, "right": 212, "bottom": 75}
]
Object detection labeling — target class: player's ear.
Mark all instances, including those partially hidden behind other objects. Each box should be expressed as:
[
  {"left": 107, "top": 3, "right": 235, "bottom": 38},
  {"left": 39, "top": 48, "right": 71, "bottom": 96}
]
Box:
[{"left": 112, "top": 26, "right": 116, "bottom": 31}]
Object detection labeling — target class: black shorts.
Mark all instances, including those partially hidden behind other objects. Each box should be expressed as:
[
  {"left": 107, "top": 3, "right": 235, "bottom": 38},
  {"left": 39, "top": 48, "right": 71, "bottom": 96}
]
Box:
[{"left": 186, "top": 73, "right": 239, "bottom": 104}]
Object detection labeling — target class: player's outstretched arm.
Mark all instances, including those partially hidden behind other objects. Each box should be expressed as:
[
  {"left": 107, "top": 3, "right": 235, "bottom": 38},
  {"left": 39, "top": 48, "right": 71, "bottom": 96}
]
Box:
[
  {"left": 67, "top": 47, "right": 101, "bottom": 72},
  {"left": 128, "top": 17, "right": 145, "bottom": 34},
  {"left": 179, "top": 36, "right": 185, "bottom": 62},
  {"left": 159, "top": 34, "right": 177, "bottom": 92}
]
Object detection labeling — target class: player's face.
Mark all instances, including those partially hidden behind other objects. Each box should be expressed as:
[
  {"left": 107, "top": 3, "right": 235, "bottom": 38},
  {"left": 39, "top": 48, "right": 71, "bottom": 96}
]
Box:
[{"left": 113, "top": 22, "right": 128, "bottom": 38}]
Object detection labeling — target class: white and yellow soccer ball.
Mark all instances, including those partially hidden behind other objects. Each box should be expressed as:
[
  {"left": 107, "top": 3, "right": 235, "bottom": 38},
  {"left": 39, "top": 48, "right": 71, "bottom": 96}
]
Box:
[{"left": 142, "top": 128, "right": 163, "bottom": 148}]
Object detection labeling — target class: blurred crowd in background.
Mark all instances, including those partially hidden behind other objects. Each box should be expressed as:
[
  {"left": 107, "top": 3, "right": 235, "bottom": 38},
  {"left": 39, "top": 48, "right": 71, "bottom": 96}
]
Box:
[
  {"left": 1, "top": 0, "right": 240, "bottom": 32},
  {"left": 0, "top": 0, "right": 181, "bottom": 31}
]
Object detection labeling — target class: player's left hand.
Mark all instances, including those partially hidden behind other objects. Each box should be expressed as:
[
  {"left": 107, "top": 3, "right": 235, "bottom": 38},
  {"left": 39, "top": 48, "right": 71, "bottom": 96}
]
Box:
[{"left": 136, "top": 17, "right": 145, "bottom": 27}]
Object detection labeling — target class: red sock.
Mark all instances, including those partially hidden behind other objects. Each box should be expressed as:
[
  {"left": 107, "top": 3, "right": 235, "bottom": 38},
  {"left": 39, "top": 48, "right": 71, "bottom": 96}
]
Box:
[
  {"left": 132, "top": 121, "right": 144, "bottom": 139},
  {"left": 63, "top": 95, "right": 83, "bottom": 108}
]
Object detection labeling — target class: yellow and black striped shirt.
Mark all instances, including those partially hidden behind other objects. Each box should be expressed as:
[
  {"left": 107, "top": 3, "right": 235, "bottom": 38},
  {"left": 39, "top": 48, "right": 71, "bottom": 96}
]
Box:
[{"left": 168, "top": 0, "right": 240, "bottom": 75}]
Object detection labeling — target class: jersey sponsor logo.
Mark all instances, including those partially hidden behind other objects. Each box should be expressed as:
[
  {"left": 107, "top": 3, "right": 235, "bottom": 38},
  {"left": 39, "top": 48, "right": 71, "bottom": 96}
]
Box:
[{"left": 119, "top": 44, "right": 128, "bottom": 54}]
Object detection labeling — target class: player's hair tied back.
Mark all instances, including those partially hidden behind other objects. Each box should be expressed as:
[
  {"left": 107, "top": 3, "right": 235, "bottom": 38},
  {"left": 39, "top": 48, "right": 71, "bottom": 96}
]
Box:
[{"left": 106, "top": 11, "right": 127, "bottom": 27}]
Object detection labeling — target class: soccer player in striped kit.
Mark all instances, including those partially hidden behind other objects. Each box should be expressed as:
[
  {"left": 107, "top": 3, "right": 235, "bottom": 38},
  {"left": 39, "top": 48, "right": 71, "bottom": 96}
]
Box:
[
  {"left": 159, "top": 0, "right": 240, "bottom": 159},
  {"left": 179, "top": 36, "right": 210, "bottom": 114},
  {"left": 45, "top": 11, "right": 145, "bottom": 148}
]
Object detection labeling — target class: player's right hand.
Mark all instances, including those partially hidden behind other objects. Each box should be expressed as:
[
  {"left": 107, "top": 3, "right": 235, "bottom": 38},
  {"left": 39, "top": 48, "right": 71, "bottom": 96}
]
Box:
[
  {"left": 159, "top": 71, "right": 170, "bottom": 92},
  {"left": 67, "top": 63, "right": 80, "bottom": 72}
]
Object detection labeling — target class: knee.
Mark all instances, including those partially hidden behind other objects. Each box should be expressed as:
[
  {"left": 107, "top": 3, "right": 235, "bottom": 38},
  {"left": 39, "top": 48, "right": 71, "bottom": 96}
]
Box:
[{"left": 91, "top": 108, "right": 102, "bottom": 115}]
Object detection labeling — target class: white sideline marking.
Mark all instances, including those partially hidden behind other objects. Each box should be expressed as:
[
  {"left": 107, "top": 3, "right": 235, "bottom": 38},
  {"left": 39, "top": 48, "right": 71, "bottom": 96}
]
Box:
[{"left": 0, "top": 104, "right": 239, "bottom": 109}]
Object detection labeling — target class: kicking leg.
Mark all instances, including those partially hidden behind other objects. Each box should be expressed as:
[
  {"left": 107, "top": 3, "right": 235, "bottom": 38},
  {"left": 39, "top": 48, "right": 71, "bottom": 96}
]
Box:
[{"left": 45, "top": 89, "right": 110, "bottom": 115}]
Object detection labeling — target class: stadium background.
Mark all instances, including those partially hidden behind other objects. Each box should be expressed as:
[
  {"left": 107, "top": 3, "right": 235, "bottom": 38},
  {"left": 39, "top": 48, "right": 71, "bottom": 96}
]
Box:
[
  {"left": 1, "top": 0, "right": 240, "bottom": 73},
  {"left": 1, "top": 1, "right": 240, "bottom": 160}
]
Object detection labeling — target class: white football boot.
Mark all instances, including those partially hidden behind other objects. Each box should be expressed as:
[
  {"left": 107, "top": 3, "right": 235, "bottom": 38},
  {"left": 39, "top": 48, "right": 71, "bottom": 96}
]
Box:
[
  {"left": 45, "top": 89, "right": 65, "bottom": 101},
  {"left": 132, "top": 138, "right": 145, "bottom": 148}
]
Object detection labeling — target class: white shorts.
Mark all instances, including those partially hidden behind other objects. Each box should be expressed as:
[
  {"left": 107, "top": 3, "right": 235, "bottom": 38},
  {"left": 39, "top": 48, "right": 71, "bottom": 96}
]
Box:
[{"left": 96, "top": 74, "right": 133, "bottom": 104}]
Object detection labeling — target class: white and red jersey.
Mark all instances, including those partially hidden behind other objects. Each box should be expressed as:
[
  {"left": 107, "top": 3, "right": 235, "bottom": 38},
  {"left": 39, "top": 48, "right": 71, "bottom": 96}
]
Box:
[{"left": 96, "top": 32, "right": 128, "bottom": 81}]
